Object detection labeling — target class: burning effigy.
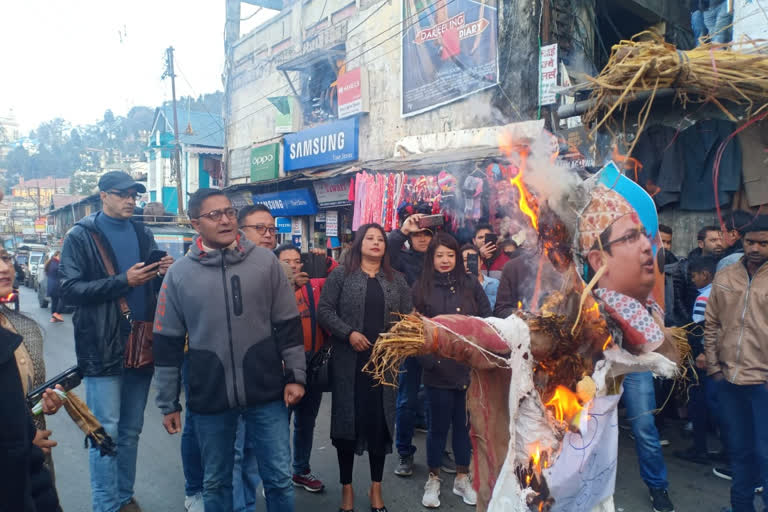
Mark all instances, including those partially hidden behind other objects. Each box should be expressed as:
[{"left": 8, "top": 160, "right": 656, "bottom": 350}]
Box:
[{"left": 365, "top": 134, "right": 682, "bottom": 512}]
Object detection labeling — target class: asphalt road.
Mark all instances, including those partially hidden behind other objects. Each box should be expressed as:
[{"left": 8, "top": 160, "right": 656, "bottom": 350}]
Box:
[{"left": 21, "top": 287, "right": 757, "bottom": 512}]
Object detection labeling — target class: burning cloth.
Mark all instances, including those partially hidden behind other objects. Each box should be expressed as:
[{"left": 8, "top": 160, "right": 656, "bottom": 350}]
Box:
[{"left": 366, "top": 166, "right": 680, "bottom": 512}]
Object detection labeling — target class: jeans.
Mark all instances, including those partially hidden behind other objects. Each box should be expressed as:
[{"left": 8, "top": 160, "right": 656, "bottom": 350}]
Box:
[
  {"left": 425, "top": 387, "right": 471, "bottom": 471},
  {"left": 623, "top": 372, "right": 669, "bottom": 490},
  {"left": 181, "top": 358, "right": 204, "bottom": 497},
  {"left": 703, "top": 1, "right": 733, "bottom": 44},
  {"left": 292, "top": 384, "right": 323, "bottom": 475},
  {"left": 234, "top": 416, "right": 262, "bottom": 512},
  {"left": 195, "top": 401, "right": 293, "bottom": 512},
  {"left": 85, "top": 370, "right": 153, "bottom": 512},
  {"left": 719, "top": 381, "right": 768, "bottom": 512},
  {"left": 690, "top": 368, "right": 727, "bottom": 454},
  {"left": 396, "top": 357, "right": 423, "bottom": 456}
]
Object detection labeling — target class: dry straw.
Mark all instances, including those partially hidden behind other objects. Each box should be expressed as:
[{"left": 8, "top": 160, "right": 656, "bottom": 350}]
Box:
[{"left": 582, "top": 31, "right": 768, "bottom": 154}]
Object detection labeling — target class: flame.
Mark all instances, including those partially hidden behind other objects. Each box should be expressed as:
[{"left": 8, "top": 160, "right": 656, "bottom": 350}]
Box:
[
  {"left": 517, "top": 300, "right": 522, "bottom": 310},
  {"left": 508, "top": 150, "right": 539, "bottom": 230},
  {"left": 602, "top": 335, "right": 613, "bottom": 351},
  {"left": 532, "top": 445, "right": 541, "bottom": 467},
  {"left": 612, "top": 145, "right": 643, "bottom": 182},
  {"left": 544, "top": 385, "right": 583, "bottom": 424}
]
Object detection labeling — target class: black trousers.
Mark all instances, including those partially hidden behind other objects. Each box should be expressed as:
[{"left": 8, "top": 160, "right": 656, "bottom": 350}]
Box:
[{"left": 335, "top": 439, "right": 386, "bottom": 485}]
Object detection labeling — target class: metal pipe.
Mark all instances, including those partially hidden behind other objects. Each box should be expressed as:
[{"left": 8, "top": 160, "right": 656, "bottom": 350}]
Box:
[{"left": 557, "top": 88, "right": 677, "bottom": 119}]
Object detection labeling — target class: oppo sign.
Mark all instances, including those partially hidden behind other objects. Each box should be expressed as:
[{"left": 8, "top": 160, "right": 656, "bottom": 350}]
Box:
[{"left": 250, "top": 143, "right": 280, "bottom": 182}]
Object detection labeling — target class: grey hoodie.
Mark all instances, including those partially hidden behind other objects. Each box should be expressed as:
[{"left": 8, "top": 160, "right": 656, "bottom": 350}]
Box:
[{"left": 153, "top": 234, "right": 304, "bottom": 415}]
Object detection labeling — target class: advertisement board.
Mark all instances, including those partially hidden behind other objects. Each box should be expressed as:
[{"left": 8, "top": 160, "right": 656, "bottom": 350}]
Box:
[
  {"left": 313, "top": 177, "right": 352, "bottom": 207},
  {"left": 250, "top": 143, "right": 280, "bottom": 182},
  {"left": 283, "top": 118, "right": 359, "bottom": 171},
  {"left": 338, "top": 68, "right": 368, "bottom": 118},
  {"left": 401, "top": 0, "right": 498, "bottom": 117},
  {"left": 251, "top": 188, "right": 318, "bottom": 216},
  {"left": 539, "top": 44, "right": 558, "bottom": 106}
]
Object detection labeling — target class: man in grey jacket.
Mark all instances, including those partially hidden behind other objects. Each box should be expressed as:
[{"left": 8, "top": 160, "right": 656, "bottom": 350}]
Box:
[{"left": 153, "top": 188, "right": 305, "bottom": 512}]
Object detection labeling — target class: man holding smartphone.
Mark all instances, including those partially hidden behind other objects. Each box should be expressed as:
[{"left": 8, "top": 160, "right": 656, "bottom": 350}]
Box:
[
  {"left": 473, "top": 224, "right": 510, "bottom": 280},
  {"left": 59, "top": 171, "right": 173, "bottom": 512}
]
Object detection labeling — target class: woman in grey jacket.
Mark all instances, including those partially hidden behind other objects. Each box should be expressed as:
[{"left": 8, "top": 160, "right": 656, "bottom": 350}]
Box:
[{"left": 318, "top": 223, "right": 412, "bottom": 512}]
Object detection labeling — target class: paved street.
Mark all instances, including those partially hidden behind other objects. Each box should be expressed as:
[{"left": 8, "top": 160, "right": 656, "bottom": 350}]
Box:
[{"left": 22, "top": 287, "right": 755, "bottom": 512}]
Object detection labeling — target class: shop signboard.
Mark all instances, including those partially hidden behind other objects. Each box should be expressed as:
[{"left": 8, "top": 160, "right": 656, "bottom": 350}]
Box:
[
  {"left": 227, "top": 190, "right": 254, "bottom": 210},
  {"left": 325, "top": 210, "right": 339, "bottom": 237},
  {"left": 291, "top": 218, "right": 303, "bottom": 235},
  {"left": 401, "top": 0, "right": 499, "bottom": 117},
  {"left": 250, "top": 143, "right": 280, "bottom": 182},
  {"left": 251, "top": 188, "right": 318, "bottom": 217},
  {"left": 276, "top": 217, "right": 292, "bottom": 234},
  {"left": 229, "top": 146, "right": 251, "bottom": 179},
  {"left": 313, "top": 177, "right": 352, "bottom": 207},
  {"left": 283, "top": 118, "right": 359, "bottom": 172},
  {"left": 338, "top": 68, "right": 368, "bottom": 118},
  {"left": 539, "top": 43, "right": 558, "bottom": 106},
  {"left": 34, "top": 217, "right": 47, "bottom": 233}
]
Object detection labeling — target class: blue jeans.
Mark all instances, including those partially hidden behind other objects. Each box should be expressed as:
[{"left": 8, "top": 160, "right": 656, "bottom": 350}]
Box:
[
  {"left": 181, "top": 358, "right": 204, "bottom": 497},
  {"left": 396, "top": 357, "right": 424, "bottom": 456},
  {"left": 691, "top": 10, "right": 706, "bottom": 45},
  {"left": 234, "top": 416, "right": 262, "bottom": 512},
  {"left": 703, "top": 1, "right": 733, "bottom": 44},
  {"left": 292, "top": 384, "right": 324, "bottom": 475},
  {"left": 195, "top": 401, "right": 293, "bottom": 512},
  {"left": 690, "top": 368, "right": 727, "bottom": 454},
  {"left": 719, "top": 381, "right": 768, "bottom": 512},
  {"left": 425, "top": 387, "right": 471, "bottom": 471},
  {"left": 85, "top": 370, "right": 153, "bottom": 512},
  {"left": 623, "top": 372, "right": 669, "bottom": 490}
]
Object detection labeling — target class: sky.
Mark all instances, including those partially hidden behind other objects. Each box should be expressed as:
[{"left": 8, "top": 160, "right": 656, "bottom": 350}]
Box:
[{"left": 0, "top": 0, "right": 272, "bottom": 133}]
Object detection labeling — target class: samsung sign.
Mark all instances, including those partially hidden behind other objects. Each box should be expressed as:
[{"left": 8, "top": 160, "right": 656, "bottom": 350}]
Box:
[{"left": 283, "top": 118, "right": 359, "bottom": 172}]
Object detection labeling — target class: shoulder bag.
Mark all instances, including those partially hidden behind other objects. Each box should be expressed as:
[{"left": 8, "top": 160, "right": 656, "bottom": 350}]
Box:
[
  {"left": 91, "top": 232, "right": 154, "bottom": 369},
  {"left": 305, "top": 282, "right": 332, "bottom": 392}
]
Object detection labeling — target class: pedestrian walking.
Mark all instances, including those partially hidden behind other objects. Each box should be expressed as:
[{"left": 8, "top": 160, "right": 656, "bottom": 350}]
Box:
[
  {"left": 45, "top": 251, "right": 64, "bottom": 323},
  {"left": 318, "top": 223, "right": 412, "bottom": 512},
  {"left": 153, "top": 188, "right": 305, "bottom": 512},
  {"left": 275, "top": 243, "right": 328, "bottom": 493},
  {"left": 59, "top": 171, "right": 173, "bottom": 512},
  {"left": 704, "top": 214, "right": 768, "bottom": 512},
  {"left": 413, "top": 233, "right": 490, "bottom": 508}
]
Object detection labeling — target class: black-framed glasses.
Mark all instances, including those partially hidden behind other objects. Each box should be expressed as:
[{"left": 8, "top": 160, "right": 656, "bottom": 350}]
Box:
[
  {"left": 241, "top": 224, "right": 277, "bottom": 235},
  {"left": 108, "top": 190, "right": 139, "bottom": 200},
  {"left": 605, "top": 228, "right": 652, "bottom": 249},
  {"left": 196, "top": 207, "right": 237, "bottom": 222}
]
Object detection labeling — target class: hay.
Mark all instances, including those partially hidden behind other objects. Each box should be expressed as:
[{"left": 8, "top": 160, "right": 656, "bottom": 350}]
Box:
[
  {"left": 582, "top": 31, "right": 768, "bottom": 150},
  {"left": 363, "top": 314, "right": 426, "bottom": 386}
]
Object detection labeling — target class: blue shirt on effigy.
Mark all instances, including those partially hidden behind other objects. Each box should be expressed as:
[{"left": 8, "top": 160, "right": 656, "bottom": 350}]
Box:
[{"left": 96, "top": 212, "right": 148, "bottom": 321}]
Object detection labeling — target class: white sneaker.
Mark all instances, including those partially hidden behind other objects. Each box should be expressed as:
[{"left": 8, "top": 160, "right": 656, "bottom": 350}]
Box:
[
  {"left": 422, "top": 473, "right": 442, "bottom": 508},
  {"left": 453, "top": 474, "right": 477, "bottom": 506},
  {"left": 184, "top": 493, "right": 204, "bottom": 512}
]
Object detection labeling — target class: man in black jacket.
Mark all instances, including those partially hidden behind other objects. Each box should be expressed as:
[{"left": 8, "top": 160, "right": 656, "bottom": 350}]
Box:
[{"left": 59, "top": 171, "right": 173, "bottom": 512}]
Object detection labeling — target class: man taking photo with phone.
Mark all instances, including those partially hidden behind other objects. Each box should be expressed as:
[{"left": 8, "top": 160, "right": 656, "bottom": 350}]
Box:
[
  {"left": 59, "top": 171, "right": 173, "bottom": 512},
  {"left": 473, "top": 224, "right": 510, "bottom": 280}
]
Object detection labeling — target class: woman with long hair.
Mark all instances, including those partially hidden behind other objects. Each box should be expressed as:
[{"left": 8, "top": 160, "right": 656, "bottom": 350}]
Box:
[
  {"left": 44, "top": 251, "right": 63, "bottom": 323},
  {"left": 318, "top": 224, "right": 412, "bottom": 512},
  {"left": 412, "top": 233, "right": 491, "bottom": 509}
]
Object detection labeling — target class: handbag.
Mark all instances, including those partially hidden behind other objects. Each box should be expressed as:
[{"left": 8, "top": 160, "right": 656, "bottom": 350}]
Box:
[
  {"left": 304, "top": 283, "right": 332, "bottom": 392},
  {"left": 91, "top": 232, "right": 154, "bottom": 369}
]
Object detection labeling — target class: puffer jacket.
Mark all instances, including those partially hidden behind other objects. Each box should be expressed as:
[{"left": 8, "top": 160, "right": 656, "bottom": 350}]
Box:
[
  {"left": 413, "top": 272, "right": 492, "bottom": 389},
  {"left": 704, "top": 258, "right": 768, "bottom": 385},
  {"left": 59, "top": 213, "right": 160, "bottom": 377},
  {"left": 387, "top": 230, "right": 426, "bottom": 286}
]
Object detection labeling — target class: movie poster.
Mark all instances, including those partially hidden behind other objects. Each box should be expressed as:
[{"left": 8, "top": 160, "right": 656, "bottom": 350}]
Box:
[{"left": 401, "top": 0, "right": 499, "bottom": 117}]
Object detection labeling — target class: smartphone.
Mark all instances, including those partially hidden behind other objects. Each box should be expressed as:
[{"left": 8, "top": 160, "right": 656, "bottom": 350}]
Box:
[
  {"left": 144, "top": 250, "right": 167, "bottom": 267},
  {"left": 484, "top": 233, "right": 498, "bottom": 246},
  {"left": 467, "top": 252, "right": 479, "bottom": 275},
  {"left": 418, "top": 214, "right": 444, "bottom": 229},
  {"left": 316, "top": 233, "right": 327, "bottom": 250}
]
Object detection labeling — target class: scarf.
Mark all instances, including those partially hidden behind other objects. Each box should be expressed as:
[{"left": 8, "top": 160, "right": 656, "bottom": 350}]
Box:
[{"left": 594, "top": 288, "right": 665, "bottom": 350}]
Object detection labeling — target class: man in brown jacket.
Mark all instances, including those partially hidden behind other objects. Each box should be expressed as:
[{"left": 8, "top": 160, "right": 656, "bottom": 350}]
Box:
[{"left": 704, "top": 214, "right": 768, "bottom": 512}]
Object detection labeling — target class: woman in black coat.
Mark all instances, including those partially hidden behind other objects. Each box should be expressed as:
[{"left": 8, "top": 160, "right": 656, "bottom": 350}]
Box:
[
  {"left": 45, "top": 251, "right": 64, "bottom": 323},
  {"left": 318, "top": 223, "right": 412, "bottom": 512},
  {"left": 412, "top": 233, "right": 491, "bottom": 509}
]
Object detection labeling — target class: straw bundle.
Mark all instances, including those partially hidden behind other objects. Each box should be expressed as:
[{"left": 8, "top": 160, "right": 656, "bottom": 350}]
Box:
[
  {"left": 582, "top": 31, "right": 768, "bottom": 146},
  {"left": 363, "top": 314, "right": 426, "bottom": 386}
]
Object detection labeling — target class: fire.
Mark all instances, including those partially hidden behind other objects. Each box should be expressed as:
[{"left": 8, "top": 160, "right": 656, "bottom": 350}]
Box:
[
  {"left": 509, "top": 151, "right": 539, "bottom": 230},
  {"left": 544, "top": 385, "right": 583, "bottom": 424},
  {"left": 517, "top": 300, "right": 523, "bottom": 310},
  {"left": 602, "top": 335, "right": 613, "bottom": 351},
  {"left": 612, "top": 145, "right": 643, "bottom": 181},
  {"left": 532, "top": 445, "right": 541, "bottom": 467}
]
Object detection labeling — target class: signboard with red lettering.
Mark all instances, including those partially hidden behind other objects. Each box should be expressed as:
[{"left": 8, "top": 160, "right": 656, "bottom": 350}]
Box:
[
  {"left": 338, "top": 68, "right": 368, "bottom": 119},
  {"left": 313, "top": 178, "right": 352, "bottom": 207},
  {"left": 539, "top": 43, "right": 558, "bottom": 106},
  {"left": 401, "top": 0, "right": 498, "bottom": 117}
]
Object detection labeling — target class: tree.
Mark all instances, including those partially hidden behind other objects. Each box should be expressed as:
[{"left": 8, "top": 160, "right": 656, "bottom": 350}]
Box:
[{"left": 70, "top": 172, "right": 100, "bottom": 196}]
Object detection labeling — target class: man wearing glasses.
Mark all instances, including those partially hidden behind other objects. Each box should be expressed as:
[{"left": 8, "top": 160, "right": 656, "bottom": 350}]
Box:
[
  {"left": 238, "top": 204, "right": 278, "bottom": 250},
  {"left": 154, "top": 188, "right": 305, "bottom": 512},
  {"left": 59, "top": 171, "right": 174, "bottom": 512}
]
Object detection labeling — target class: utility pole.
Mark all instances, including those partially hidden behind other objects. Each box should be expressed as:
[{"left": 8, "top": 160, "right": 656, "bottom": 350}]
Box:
[{"left": 162, "top": 46, "right": 185, "bottom": 216}]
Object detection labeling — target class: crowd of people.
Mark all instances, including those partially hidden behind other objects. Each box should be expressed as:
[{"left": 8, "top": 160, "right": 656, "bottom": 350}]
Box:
[{"left": 0, "top": 170, "right": 766, "bottom": 512}]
